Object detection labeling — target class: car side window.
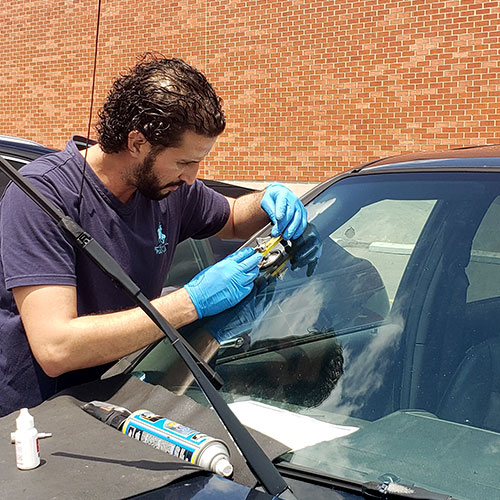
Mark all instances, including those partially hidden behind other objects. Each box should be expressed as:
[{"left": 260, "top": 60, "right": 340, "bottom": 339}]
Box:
[
  {"left": 330, "top": 199, "right": 436, "bottom": 301},
  {"left": 465, "top": 196, "right": 500, "bottom": 303},
  {"left": 162, "top": 236, "right": 245, "bottom": 292},
  {"left": 0, "top": 156, "right": 27, "bottom": 170}
]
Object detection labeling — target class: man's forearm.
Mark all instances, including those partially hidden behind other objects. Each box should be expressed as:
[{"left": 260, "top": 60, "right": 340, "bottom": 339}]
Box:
[
  {"left": 15, "top": 284, "right": 199, "bottom": 377},
  {"left": 220, "top": 190, "right": 269, "bottom": 240},
  {"left": 63, "top": 288, "right": 200, "bottom": 374}
]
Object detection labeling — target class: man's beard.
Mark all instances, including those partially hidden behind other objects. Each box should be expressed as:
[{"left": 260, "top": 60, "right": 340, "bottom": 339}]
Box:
[{"left": 131, "top": 151, "right": 184, "bottom": 201}]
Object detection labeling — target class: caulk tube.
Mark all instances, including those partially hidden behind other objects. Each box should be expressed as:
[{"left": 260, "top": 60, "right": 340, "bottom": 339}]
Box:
[{"left": 122, "top": 410, "right": 234, "bottom": 477}]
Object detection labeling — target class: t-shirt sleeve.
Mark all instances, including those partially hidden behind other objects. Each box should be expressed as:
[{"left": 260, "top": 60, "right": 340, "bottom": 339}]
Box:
[
  {"left": 0, "top": 176, "right": 77, "bottom": 290},
  {"left": 178, "top": 180, "right": 231, "bottom": 241}
]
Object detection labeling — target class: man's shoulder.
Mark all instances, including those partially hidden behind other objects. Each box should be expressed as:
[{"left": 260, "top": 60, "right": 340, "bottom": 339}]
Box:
[
  {"left": 18, "top": 138, "right": 84, "bottom": 193},
  {"left": 3, "top": 138, "right": 86, "bottom": 214},
  {"left": 180, "top": 179, "right": 220, "bottom": 200},
  {"left": 21, "top": 138, "right": 79, "bottom": 175}
]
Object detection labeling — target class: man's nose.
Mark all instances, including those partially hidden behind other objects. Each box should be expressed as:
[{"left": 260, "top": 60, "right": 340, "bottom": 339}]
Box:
[{"left": 179, "top": 164, "right": 199, "bottom": 185}]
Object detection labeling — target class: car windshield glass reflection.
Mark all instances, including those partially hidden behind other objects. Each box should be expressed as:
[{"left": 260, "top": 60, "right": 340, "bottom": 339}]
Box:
[{"left": 133, "top": 172, "right": 500, "bottom": 500}]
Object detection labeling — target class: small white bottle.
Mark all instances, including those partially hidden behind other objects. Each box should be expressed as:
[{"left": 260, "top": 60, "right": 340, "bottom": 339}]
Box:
[{"left": 11, "top": 408, "right": 40, "bottom": 470}]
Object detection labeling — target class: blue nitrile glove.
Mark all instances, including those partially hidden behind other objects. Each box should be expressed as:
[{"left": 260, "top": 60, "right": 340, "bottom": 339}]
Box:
[
  {"left": 261, "top": 182, "right": 308, "bottom": 240},
  {"left": 184, "top": 247, "right": 263, "bottom": 319},
  {"left": 286, "top": 223, "right": 323, "bottom": 277},
  {"left": 205, "top": 275, "right": 277, "bottom": 344}
]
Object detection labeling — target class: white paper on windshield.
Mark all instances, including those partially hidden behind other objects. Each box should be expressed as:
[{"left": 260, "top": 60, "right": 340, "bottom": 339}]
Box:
[{"left": 229, "top": 400, "right": 358, "bottom": 450}]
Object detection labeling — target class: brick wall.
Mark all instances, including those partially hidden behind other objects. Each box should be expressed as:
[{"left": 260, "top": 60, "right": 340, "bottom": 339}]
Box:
[{"left": 2, "top": 0, "right": 500, "bottom": 182}]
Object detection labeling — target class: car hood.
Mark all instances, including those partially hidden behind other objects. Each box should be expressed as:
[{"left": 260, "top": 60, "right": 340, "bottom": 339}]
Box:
[
  {"left": 0, "top": 374, "right": 287, "bottom": 500},
  {"left": 289, "top": 409, "right": 500, "bottom": 500}
]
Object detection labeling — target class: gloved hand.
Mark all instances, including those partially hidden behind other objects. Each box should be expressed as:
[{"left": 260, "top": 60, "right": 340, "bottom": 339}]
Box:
[
  {"left": 286, "top": 223, "right": 323, "bottom": 277},
  {"left": 204, "top": 275, "right": 277, "bottom": 344},
  {"left": 184, "top": 247, "right": 262, "bottom": 319},
  {"left": 261, "top": 182, "right": 307, "bottom": 240}
]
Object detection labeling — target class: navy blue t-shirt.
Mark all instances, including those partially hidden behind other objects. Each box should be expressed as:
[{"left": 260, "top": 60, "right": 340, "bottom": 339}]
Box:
[{"left": 0, "top": 138, "right": 230, "bottom": 416}]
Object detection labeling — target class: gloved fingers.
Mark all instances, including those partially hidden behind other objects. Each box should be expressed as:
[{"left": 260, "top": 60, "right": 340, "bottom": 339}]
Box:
[
  {"left": 238, "top": 250, "right": 263, "bottom": 270},
  {"left": 240, "top": 269, "right": 260, "bottom": 287},
  {"left": 260, "top": 194, "right": 278, "bottom": 227},
  {"left": 224, "top": 246, "right": 256, "bottom": 262},
  {"left": 281, "top": 202, "right": 295, "bottom": 236},
  {"left": 239, "top": 260, "right": 261, "bottom": 286},
  {"left": 274, "top": 189, "right": 290, "bottom": 223},
  {"left": 283, "top": 202, "right": 307, "bottom": 240},
  {"left": 261, "top": 184, "right": 293, "bottom": 237},
  {"left": 271, "top": 198, "right": 297, "bottom": 238}
]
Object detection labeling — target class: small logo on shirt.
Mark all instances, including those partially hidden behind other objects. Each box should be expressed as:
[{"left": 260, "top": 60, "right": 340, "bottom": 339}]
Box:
[{"left": 154, "top": 223, "right": 168, "bottom": 255}]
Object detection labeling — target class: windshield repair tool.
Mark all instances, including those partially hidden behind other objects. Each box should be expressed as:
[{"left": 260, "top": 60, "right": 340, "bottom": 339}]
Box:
[
  {"left": 255, "top": 236, "right": 292, "bottom": 279},
  {"left": 258, "top": 235, "right": 283, "bottom": 257},
  {"left": 256, "top": 235, "right": 288, "bottom": 268},
  {"left": 83, "top": 401, "right": 234, "bottom": 477}
]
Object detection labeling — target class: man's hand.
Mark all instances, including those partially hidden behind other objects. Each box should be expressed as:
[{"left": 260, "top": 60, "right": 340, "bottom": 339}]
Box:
[
  {"left": 184, "top": 247, "right": 263, "bottom": 319},
  {"left": 261, "top": 183, "right": 307, "bottom": 240}
]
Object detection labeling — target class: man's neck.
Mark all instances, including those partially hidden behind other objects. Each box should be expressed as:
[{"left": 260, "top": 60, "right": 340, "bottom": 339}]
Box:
[{"left": 79, "top": 144, "right": 137, "bottom": 203}]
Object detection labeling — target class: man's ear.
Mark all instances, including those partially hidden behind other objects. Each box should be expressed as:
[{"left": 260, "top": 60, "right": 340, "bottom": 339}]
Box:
[{"left": 127, "top": 130, "right": 149, "bottom": 157}]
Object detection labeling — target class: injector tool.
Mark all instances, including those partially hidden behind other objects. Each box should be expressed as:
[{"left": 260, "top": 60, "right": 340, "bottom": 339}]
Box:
[{"left": 254, "top": 235, "right": 291, "bottom": 279}]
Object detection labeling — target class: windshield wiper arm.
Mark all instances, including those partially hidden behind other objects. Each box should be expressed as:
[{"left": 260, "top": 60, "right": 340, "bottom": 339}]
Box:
[
  {"left": 217, "top": 328, "right": 338, "bottom": 364},
  {"left": 277, "top": 462, "right": 457, "bottom": 500},
  {"left": 0, "top": 157, "right": 297, "bottom": 499}
]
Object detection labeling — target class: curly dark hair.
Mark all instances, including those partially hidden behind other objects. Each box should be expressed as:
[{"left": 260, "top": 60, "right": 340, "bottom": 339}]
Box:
[{"left": 96, "top": 55, "right": 226, "bottom": 153}]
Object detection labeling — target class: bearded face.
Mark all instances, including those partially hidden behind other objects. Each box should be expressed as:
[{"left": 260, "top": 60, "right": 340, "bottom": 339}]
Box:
[{"left": 131, "top": 148, "right": 185, "bottom": 201}]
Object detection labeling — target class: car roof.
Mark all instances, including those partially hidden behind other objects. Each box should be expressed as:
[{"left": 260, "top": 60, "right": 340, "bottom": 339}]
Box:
[
  {"left": 0, "top": 134, "right": 45, "bottom": 146},
  {"left": 0, "top": 135, "right": 57, "bottom": 161},
  {"left": 358, "top": 144, "right": 500, "bottom": 171}
]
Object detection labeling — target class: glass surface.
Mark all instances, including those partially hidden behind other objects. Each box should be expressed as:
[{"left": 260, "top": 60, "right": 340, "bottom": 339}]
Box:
[
  {"left": 133, "top": 171, "right": 500, "bottom": 500},
  {"left": 162, "top": 236, "right": 246, "bottom": 291}
]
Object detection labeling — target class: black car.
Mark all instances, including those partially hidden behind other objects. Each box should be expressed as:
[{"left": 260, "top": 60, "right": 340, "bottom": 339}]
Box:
[
  {"left": 0, "top": 135, "right": 57, "bottom": 193},
  {"left": 121, "top": 145, "right": 500, "bottom": 500},
  {"left": 7, "top": 143, "right": 500, "bottom": 499}
]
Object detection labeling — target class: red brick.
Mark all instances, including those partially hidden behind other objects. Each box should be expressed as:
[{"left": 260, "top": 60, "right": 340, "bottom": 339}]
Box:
[{"left": 2, "top": 0, "right": 500, "bottom": 179}]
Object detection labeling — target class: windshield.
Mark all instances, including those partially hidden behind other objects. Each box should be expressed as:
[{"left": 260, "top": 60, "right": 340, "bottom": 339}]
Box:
[{"left": 132, "top": 171, "right": 500, "bottom": 500}]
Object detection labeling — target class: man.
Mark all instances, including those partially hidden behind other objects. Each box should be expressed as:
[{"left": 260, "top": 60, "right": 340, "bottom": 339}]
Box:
[{"left": 0, "top": 56, "right": 307, "bottom": 416}]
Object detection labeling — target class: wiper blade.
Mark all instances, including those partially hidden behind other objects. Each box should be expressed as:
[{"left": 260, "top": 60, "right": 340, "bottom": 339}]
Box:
[
  {"left": 362, "top": 481, "right": 457, "bottom": 499},
  {"left": 277, "top": 462, "right": 457, "bottom": 500},
  {"left": 217, "top": 328, "right": 338, "bottom": 364},
  {"left": 217, "top": 323, "right": 381, "bottom": 365}
]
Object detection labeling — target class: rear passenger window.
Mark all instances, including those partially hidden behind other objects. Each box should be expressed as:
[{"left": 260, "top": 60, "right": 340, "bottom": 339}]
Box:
[
  {"left": 331, "top": 199, "right": 436, "bottom": 302},
  {"left": 466, "top": 197, "right": 500, "bottom": 302}
]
